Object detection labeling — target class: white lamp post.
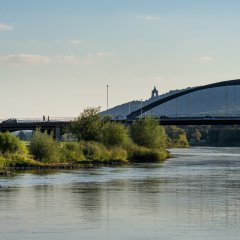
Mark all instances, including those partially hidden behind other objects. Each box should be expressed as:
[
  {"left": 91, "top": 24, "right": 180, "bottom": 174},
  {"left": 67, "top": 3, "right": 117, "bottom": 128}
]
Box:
[{"left": 107, "top": 84, "right": 109, "bottom": 111}]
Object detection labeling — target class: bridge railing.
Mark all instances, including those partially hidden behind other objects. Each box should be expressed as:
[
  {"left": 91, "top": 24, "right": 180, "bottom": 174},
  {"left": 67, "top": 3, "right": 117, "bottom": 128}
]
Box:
[{"left": 0, "top": 117, "right": 77, "bottom": 123}]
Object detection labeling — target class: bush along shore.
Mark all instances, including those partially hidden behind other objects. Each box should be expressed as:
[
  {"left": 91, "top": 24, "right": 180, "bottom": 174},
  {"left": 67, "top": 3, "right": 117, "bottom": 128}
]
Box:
[{"left": 0, "top": 108, "right": 188, "bottom": 172}]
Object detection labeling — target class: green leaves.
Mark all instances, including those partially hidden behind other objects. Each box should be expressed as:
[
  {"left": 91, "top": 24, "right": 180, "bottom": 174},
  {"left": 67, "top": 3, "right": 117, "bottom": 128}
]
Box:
[
  {"left": 130, "top": 117, "right": 167, "bottom": 149},
  {"left": 29, "top": 130, "right": 60, "bottom": 162},
  {"left": 101, "top": 122, "right": 130, "bottom": 147},
  {"left": 68, "top": 107, "right": 103, "bottom": 141},
  {"left": 0, "top": 132, "right": 27, "bottom": 155},
  {"left": 165, "top": 126, "right": 189, "bottom": 148}
]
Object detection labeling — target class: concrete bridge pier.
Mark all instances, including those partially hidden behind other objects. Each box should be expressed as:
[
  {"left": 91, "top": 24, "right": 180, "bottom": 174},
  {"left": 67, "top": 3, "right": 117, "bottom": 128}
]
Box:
[{"left": 55, "top": 127, "right": 61, "bottom": 141}]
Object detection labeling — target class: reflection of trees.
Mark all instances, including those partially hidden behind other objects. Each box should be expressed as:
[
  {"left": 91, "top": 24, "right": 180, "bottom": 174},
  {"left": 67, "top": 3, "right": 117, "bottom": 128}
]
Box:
[
  {"left": 1, "top": 166, "right": 240, "bottom": 231},
  {"left": 68, "top": 177, "right": 164, "bottom": 220},
  {"left": 68, "top": 173, "right": 240, "bottom": 227},
  {"left": 0, "top": 187, "right": 20, "bottom": 208},
  {"left": 69, "top": 182, "right": 104, "bottom": 224},
  {"left": 70, "top": 182, "right": 103, "bottom": 211}
]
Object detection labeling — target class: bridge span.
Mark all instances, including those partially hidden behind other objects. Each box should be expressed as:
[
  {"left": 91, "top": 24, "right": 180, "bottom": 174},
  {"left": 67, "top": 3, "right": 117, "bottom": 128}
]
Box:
[
  {"left": 0, "top": 118, "right": 74, "bottom": 140},
  {"left": 1, "top": 79, "right": 240, "bottom": 138},
  {"left": 126, "top": 79, "right": 240, "bottom": 120},
  {"left": 152, "top": 117, "right": 240, "bottom": 125},
  {"left": 0, "top": 116, "right": 240, "bottom": 140}
]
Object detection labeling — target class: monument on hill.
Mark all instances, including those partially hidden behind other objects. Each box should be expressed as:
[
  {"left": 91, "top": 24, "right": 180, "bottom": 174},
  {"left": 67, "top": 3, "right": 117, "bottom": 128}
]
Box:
[{"left": 151, "top": 86, "right": 159, "bottom": 99}]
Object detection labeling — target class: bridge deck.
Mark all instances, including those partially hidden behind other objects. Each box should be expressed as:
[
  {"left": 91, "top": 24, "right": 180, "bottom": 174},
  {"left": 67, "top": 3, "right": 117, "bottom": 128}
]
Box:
[
  {"left": 0, "top": 117, "right": 239, "bottom": 133},
  {"left": 156, "top": 117, "right": 240, "bottom": 125},
  {"left": 0, "top": 121, "right": 69, "bottom": 132}
]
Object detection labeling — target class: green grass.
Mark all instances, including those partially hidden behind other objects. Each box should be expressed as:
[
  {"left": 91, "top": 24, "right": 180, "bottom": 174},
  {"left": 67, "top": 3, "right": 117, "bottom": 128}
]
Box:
[
  {"left": 0, "top": 131, "right": 171, "bottom": 170},
  {"left": 126, "top": 143, "right": 170, "bottom": 163}
]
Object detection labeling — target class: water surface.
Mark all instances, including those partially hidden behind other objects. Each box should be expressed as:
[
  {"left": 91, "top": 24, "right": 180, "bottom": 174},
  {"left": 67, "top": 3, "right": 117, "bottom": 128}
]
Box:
[{"left": 1, "top": 147, "right": 240, "bottom": 240}]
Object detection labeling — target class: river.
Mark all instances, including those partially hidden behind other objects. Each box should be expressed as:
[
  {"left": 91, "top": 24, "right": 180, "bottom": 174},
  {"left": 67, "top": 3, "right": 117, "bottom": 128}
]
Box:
[{"left": 1, "top": 147, "right": 240, "bottom": 240}]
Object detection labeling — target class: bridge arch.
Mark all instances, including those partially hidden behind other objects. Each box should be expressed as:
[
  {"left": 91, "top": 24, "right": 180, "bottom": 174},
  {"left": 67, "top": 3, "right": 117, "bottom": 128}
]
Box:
[{"left": 126, "top": 79, "right": 240, "bottom": 120}]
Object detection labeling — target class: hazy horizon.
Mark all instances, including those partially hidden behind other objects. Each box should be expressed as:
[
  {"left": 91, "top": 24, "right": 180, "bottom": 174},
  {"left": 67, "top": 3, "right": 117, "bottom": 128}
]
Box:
[{"left": 1, "top": 0, "right": 240, "bottom": 118}]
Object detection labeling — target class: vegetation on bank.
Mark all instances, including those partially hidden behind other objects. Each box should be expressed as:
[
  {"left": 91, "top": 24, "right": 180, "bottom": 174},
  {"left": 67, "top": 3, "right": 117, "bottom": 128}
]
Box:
[
  {"left": 0, "top": 132, "right": 41, "bottom": 169},
  {"left": 0, "top": 107, "right": 189, "bottom": 170},
  {"left": 165, "top": 126, "right": 189, "bottom": 148},
  {"left": 182, "top": 125, "right": 240, "bottom": 146}
]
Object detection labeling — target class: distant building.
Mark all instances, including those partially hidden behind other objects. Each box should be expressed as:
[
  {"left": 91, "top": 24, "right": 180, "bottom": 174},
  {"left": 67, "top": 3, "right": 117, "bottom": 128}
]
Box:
[{"left": 151, "top": 86, "right": 159, "bottom": 99}]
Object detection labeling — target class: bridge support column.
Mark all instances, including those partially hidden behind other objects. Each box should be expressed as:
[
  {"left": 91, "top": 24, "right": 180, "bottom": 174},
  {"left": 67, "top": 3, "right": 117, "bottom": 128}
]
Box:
[{"left": 55, "top": 127, "right": 61, "bottom": 141}]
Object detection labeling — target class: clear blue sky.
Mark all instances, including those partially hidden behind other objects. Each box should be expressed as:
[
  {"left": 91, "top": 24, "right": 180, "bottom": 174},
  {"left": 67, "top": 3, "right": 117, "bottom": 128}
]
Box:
[{"left": 1, "top": 0, "right": 240, "bottom": 117}]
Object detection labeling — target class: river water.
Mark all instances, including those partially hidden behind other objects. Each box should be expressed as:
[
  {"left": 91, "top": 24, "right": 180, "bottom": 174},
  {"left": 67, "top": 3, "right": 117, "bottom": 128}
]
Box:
[{"left": 1, "top": 147, "right": 240, "bottom": 240}]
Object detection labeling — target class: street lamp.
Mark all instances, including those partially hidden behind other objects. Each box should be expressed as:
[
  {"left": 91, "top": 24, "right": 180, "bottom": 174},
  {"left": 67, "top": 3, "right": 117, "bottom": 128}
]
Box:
[
  {"left": 107, "top": 84, "right": 109, "bottom": 111},
  {"left": 140, "top": 99, "right": 143, "bottom": 117}
]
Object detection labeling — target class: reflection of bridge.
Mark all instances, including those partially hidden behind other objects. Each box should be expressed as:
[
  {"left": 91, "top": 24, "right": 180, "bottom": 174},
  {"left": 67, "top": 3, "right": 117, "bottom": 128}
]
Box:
[{"left": 126, "top": 79, "right": 240, "bottom": 122}]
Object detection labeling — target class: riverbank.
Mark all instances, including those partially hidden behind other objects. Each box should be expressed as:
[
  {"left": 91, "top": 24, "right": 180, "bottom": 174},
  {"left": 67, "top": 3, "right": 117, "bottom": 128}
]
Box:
[
  {"left": 0, "top": 149, "right": 171, "bottom": 171},
  {"left": 0, "top": 150, "right": 171, "bottom": 176},
  {"left": 0, "top": 133, "right": 171, "bottom": 173},
  {"left": 0, "top": 110, "right": 189, "bottom": 173}
]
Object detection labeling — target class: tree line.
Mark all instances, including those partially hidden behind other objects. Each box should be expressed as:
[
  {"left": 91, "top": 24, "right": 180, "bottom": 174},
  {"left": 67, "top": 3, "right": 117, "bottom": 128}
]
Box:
[{"left": 0, "top": 107, "right": 188, "bottom": 170}]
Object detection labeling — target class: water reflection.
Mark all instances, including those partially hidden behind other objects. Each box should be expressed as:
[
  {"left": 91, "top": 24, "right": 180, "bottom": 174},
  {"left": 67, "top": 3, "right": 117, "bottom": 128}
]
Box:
[{"left": 0, "top": 147, "right": 240, "bottom": 240}]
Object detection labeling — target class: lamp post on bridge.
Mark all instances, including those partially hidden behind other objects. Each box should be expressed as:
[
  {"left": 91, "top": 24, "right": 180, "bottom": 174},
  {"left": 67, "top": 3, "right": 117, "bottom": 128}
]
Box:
[{"left": 107, "top": 84, "right": 109, "bottom": 111}]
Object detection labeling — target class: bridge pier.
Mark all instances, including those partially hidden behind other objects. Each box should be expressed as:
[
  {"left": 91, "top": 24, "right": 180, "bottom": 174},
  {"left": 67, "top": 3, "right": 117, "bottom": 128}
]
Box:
[{"left": 55, "top": 127, "right": 61, "bottom": 141}]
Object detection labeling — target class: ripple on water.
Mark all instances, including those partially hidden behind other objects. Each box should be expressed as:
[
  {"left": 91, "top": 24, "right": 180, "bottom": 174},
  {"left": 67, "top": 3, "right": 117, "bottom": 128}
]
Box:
[{"left": 0, "top": 147, "right": 240, "bottom": 240}]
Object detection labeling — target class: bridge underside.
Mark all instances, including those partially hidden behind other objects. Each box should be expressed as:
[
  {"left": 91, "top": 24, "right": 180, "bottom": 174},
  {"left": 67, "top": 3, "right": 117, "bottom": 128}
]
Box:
[
  {"left": 0, "top": 122, "right": 68, "bottom": 140},
  {"left": 157, "top": 117, "right": 240, "bottom": 125}
]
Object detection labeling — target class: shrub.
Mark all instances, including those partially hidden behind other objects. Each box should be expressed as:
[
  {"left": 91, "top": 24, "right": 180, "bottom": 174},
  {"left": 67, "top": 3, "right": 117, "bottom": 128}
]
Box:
[
  {"left": 126, "top": 143, "right": 169, "bottom": 163},
  {"left": 0, "top": 132, "right": 28, "bottom": 155},
  {"left": 100, "top": 122, "right": 130, "bottom": 147},
  {"left": 3, "top": 153, "right": 41, "bottom": 168},
  {"left": 130, "top": 117, "right": 167, "bottom": 149},
  {"left": 80, "top": 141, "right": 110, "bottom": 161},
  {"left": 109, "top": 147, "right": 128, "bottom": 162},
  {"left": 0, "top": 156, "right": 6, "bottom": 168},
  {"left": 60, "top": 142, "right": 85, "bottom": 162},
  {"left": 165, "top": 126, "right": 189, "bottom": 148},
  {"left": 29, "top": 130, "right": 61, "bottom": 162},
  {"left": 68, "top": 107, "right": 103, "bottom": 141}
]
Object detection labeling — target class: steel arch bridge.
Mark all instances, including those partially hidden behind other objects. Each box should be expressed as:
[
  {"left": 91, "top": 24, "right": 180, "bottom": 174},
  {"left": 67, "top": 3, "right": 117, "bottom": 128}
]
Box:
[{"left": 126, "top": 79, "right": 240, "bottom": 121}]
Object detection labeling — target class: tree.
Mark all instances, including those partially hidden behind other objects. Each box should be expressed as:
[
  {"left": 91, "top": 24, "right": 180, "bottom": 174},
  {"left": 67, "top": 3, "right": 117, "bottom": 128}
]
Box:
[
  {"left": 192, "top": 129, "right": 202, "bottom": 142},
  {"left": 29, "top": 130, "right": 60, "bottom": 162},
  {"left": 130, "top": 117, "right": 167, "bottom": 149},
  {"left": 165, "top": 126, "right": 189, "bottom": 147},
  {"left": 18, "top": 131, "right": 26, "bottom": 140},
  {"left": 68, "top": 107, "right": 103, "bottom": 141},
  {"left": 0, "top": 132, "right": 27, "bottom": 154},
  {"left": 100, "top": 122, "right": 130, "bottom": 147}
]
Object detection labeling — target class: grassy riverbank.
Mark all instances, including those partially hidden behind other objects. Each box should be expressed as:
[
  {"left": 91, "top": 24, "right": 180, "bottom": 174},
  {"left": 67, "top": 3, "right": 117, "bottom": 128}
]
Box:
[
  {"left": 0, "top": 133, "right": 170, "bottom": 171},
  {"left": 0, "top": 108, "right": 188, "bottom": 173}
]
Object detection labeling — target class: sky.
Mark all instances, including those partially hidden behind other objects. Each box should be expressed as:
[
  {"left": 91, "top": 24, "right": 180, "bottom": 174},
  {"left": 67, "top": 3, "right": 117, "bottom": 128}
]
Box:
[{"left": 1, "top": 0, "right": 240, "bottom": 118}]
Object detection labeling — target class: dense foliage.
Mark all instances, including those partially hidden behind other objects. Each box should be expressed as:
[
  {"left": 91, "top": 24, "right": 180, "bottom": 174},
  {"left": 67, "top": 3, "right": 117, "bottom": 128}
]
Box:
[
  {"left": 67, "top": 111, "right": 171, "bottom": 163},
  {"left": 100, "top": 122, "right": 130, "bottom": 147},
  {"left": 0, "top": 132, "right": 39, "bottom": 168},
  {"left": 68, "top": 107, "right": 103, "bottom": 141},
  {"left": 29, "top": 130, "right": 60, "bottom": 162},
  {"left": 0, "top": 132, "right": 27, "bottom": 154},
  {"left": 165, "top": 126, "right": 189, "bottom": 148},
  {"left": 0, "top": 107, "right": 189, "bottom": 169},
  {"left": 130, "top": 117, "right": 167, "bottom": 149},
  {"left": 182, "top": 125, "right": 240, "bottom": 146},
  {"left": 208, "top": 127, "right": 240, "bottom": 146}
]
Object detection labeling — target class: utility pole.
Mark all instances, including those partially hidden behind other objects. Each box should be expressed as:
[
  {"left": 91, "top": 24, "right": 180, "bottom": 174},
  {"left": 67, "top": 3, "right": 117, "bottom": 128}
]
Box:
[{"left": 107, "top": 84, "right": 109, "bottom": 111}]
